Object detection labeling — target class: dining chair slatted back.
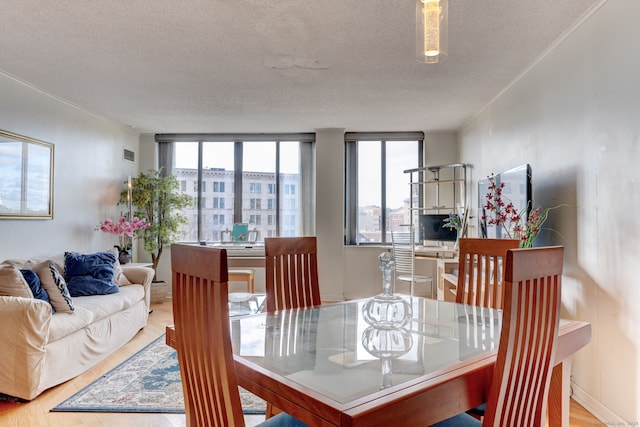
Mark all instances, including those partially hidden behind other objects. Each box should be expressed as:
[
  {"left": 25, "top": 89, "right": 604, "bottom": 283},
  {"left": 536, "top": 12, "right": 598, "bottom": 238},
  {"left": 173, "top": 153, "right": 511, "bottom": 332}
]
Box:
[
  {"left": 170, "top": 243, "right": 246, "bottom": 427},
  {"left": 391, "top": 227, "right": 432, "bottom": 296},
  {"left": 482, "top": 245, "right": 564, "bottom": 427},
  {"left": 456, "top": 238, "right": 520, "bottom": 309},
  {"left": 265, "top": 237, "right": 321, "bottom": 313}
]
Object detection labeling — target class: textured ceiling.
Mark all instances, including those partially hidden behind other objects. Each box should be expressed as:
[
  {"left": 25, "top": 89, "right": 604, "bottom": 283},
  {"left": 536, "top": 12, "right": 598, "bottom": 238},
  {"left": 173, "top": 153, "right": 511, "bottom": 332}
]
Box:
[{"left": 0, "top": 0, "right": 602, "bottom": 134}]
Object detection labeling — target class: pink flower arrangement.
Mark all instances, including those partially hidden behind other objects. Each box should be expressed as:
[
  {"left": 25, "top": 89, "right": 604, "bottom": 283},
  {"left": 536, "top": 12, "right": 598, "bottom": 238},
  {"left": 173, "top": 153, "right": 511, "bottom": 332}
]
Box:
[
  {"left": 97, "top": 216, "right": 149, "bottom": 252},
  {"left": 482, "top": 175, "right": 564, "bottom": 248}
]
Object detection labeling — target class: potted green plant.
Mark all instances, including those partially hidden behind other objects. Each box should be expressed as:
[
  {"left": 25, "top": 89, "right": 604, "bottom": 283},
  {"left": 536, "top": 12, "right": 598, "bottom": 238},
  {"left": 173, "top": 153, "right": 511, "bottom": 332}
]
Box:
[{"left": 120, "top": 169, "right": 193, "bottom": 281}]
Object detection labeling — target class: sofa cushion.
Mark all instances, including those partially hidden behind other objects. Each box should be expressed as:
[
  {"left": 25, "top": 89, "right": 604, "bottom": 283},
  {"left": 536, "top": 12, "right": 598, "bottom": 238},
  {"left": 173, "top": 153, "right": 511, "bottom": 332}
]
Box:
[
  {"left": 48, "top": 306, "right": 94, "bottom": 342},
  {"left": 48, "top": 284, "right": 145, "bottom": 342},
  {"left": 0, "top": 265, "right": 33, "bottom": 298},
  {"left": 74, "top": 284, "right": 144, "bottom": 321},
  {"left": 20, "top": 269, "right": 52, "bottom": 307},
  {"left": 33, "top": 260, "right": 75, "bottom": 313},
  {"left": 64, "top": 252, "right": 120, "bottom": 297}
]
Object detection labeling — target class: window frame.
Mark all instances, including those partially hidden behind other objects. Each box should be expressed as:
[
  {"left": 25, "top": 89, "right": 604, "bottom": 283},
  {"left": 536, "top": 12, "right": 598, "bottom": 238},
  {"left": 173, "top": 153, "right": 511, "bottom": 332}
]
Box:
[
  {"left": 344, "top": 132, "right": 424, "bottom": 246},
  {"left": 156, "top": 133, "right": 315, "bottom": 243}
]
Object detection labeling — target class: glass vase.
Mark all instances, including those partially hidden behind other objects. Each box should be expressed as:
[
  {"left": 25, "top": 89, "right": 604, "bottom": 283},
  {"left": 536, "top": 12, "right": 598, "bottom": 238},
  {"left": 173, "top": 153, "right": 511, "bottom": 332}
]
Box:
[
  {"left": 361, "top": 325, "right": 413, "bottom": 389},
  {"left": 118, "top": 249, "right": 132, "bottom": 265},
  {"left": 362, "top": 252, "right": 413, "bottom": 329}
]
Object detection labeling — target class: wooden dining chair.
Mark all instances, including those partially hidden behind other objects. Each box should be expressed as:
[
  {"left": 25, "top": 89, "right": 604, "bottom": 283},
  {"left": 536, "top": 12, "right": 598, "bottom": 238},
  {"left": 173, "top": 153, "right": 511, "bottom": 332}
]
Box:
[
  {"left": 263, "top": 236, "right": 321, "bottom": 418},
  {"left": 455, "top": 238, "right": 520, "bottom": 310},
  {"left": 170, "top": 243, "right": 307, "bottom": 427},
  {"left": 431, "top": 245, "right": 565, "bottom": 427},
  {"left": 264, "top": 236, "right": 321, "bottom": 313}
]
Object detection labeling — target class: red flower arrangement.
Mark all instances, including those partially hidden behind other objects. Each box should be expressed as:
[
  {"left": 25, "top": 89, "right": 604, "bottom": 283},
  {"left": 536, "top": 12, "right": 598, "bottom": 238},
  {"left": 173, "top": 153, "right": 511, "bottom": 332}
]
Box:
[{"left": 482, "top": 175, "right": 564, "bottom": 248}]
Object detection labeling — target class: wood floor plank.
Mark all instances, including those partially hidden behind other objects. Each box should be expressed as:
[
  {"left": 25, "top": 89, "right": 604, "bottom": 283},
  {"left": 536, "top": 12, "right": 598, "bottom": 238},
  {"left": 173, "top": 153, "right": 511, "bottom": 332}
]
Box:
[{"left": 0, "top": 298, "right": 600, "bottom": 426}]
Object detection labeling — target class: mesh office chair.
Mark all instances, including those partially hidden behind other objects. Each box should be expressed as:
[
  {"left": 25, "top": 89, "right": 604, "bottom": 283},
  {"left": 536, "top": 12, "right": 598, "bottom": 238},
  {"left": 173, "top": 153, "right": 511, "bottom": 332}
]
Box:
[{"left": 391, "top": 227, "right": 433, "bottom": 296}]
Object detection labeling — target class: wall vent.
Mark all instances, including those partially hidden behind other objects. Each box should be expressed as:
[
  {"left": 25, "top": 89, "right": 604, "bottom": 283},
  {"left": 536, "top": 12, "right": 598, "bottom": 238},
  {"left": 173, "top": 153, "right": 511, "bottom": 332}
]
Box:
[{"left": 123, "top": 148, "right": 135, "bottom": 162}]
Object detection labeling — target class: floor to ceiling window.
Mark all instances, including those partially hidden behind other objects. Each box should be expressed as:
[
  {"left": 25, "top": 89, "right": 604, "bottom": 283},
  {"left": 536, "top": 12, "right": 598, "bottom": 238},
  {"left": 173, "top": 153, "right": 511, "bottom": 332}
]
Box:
[
  {"left": 157, "top": 134, "right": 314, "bottom": 243},
  {"left": 344, "top": 132, "right": 424, "bottom": 245}
]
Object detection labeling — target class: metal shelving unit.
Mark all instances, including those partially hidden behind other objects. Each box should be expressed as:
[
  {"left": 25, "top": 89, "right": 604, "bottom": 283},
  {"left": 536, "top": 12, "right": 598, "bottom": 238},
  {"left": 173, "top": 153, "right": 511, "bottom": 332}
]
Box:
[{"left": 403, "top": 163, "right": 468, "bottom": 237}]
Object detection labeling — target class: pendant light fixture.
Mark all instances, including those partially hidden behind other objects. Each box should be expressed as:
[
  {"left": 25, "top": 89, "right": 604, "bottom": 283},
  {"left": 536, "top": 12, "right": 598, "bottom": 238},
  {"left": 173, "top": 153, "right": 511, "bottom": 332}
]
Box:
[{"left": 416, "top": 0, "right": 448, "bottom": 64}]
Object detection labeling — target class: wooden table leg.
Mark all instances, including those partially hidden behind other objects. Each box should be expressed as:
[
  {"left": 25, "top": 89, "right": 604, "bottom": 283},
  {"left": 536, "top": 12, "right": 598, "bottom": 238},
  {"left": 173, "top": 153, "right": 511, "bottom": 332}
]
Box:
[{"left": 549, "top": 359, "right": 572, "bottom": 427}]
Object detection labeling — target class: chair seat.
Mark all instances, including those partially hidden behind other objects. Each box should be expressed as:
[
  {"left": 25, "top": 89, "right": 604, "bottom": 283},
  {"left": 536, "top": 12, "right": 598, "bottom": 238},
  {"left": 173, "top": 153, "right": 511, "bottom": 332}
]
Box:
[
  {"left": 229, "top": 268, "right": 255, "bottom": 293},
  {"left": 396, "top": 274, "right": 431, "bottom": 283},
  {"left": 430, "top": 413, "right": 480, "bottom": 427},
  {"left": 258, "top": 412, "right": 309, "bottom": 427}
]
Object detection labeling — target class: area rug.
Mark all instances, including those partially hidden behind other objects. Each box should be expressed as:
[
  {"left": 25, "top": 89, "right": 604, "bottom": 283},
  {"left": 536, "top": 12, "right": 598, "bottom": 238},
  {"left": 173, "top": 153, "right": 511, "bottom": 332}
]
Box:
[{"left": 51, "top": 334, "right": 266, "bottom": 414}]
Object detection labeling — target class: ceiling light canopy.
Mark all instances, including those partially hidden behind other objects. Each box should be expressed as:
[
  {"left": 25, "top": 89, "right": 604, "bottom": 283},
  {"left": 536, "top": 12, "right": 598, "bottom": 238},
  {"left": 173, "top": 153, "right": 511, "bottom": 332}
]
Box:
[{"left": 416, "top": 0, "right": 448, "bottom": 64}]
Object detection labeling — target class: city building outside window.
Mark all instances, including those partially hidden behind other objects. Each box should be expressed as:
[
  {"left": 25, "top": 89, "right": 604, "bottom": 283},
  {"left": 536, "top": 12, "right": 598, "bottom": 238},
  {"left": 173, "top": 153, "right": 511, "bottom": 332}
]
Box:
[
  {"left": 250, "top": 198, "right": 261, "bottom": 210},
  {"left": 249, "top": 183, "right": 261, "bottom": 194},
  {"left": 213, "top": 181, "right": 225, "bottom": 192},
  {"left": 213, "top": 197, "right": 225, "bottom": 209},
  {"left": 157, "top": 134, "right": 315, "bottom": 243}
]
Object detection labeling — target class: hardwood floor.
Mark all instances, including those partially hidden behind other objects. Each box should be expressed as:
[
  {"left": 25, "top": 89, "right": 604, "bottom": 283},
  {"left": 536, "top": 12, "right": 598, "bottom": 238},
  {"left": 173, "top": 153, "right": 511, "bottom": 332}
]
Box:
[{"left": 0, "top": 299, "right": 601, "bottom": 427}]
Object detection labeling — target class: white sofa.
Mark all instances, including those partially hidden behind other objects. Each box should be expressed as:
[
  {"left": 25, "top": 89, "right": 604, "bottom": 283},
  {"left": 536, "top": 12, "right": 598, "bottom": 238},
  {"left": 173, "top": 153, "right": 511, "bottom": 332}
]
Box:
[{"left": 0, "top": 254, "right": 154, "bottom": 400}]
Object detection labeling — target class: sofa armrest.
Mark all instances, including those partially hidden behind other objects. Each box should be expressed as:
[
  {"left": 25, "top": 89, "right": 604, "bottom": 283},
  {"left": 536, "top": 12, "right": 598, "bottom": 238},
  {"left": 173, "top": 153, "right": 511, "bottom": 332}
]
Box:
[
  {"left": 0, "top": 296, "right": 52, "bottom": 399},
  {"left": 121, "top": 266, "right": 154, "bottom": 311}
]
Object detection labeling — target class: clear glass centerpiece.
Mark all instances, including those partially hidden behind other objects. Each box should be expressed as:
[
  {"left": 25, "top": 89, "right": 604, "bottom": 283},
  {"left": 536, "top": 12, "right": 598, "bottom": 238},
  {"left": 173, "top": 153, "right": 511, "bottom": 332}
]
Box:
[
  {"left": 361, "top": 325, "right": 413, "bottom": 389},
  {"left": 362, "top": 252, "right": 413, "bottom": 329}
]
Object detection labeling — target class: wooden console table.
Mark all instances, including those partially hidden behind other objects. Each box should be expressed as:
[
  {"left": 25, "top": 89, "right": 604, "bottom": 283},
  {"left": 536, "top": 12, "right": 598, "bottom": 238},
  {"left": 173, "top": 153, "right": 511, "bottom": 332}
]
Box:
[{"left": 437, "top": 257, "right": 459, "bottom": 302}]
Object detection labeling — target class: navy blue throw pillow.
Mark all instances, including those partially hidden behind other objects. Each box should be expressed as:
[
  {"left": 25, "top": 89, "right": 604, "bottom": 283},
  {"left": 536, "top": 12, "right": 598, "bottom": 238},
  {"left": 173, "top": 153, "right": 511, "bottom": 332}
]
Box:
[
  {"left": 20, "top": 269, "right": 53, "bottom": 310},
  {"left": 64, "top": 251, "right": 120, "bottom": 297}
]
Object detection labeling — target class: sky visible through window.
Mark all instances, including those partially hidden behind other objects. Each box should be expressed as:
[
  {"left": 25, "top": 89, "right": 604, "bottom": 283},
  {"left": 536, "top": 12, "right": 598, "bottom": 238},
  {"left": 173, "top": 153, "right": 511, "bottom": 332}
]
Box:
[
  {"left": 358, "top": 141, "right": 417, "bottom": 210},
  {"left": 174, "top": 141, "right": 299, "bottom": 174}
]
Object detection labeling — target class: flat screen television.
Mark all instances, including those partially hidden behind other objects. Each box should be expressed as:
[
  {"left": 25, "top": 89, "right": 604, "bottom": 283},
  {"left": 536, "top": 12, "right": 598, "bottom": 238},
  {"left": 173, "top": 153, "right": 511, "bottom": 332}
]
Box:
[
  {"left": 419, "top": 214, "right": 458, "bottom": 243},
  {"left": 478, "top": 164, "right": 532, "bottom": 238}
]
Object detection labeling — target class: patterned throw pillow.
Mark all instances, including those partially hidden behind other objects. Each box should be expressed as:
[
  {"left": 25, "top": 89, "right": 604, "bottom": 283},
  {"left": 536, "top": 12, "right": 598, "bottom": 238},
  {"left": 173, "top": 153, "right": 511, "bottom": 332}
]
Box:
[
  {"left": 33, "top": 260, "right": 75, "bottom": 313},
  {"left": 0, "top": 265, "right": 34, "bottom": 298}
]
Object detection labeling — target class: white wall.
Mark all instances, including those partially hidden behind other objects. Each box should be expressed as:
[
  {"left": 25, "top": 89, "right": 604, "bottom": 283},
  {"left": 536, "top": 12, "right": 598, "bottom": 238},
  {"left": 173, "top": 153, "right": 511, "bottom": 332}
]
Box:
[
  {"left": 459, "top": 0, "right": 639, "bottom": 422},
  {"left": 0, "top": 74, "right": 140, "bottom": 260},
  {"left": 315, "top": 128, "right": 347, "bottom": 302}
]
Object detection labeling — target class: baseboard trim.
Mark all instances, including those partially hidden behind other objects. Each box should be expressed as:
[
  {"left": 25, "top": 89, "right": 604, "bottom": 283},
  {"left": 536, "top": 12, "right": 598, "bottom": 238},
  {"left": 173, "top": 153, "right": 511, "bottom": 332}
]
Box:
[{"left": 571, "top": 381, "right": 626, "bottom": 424}]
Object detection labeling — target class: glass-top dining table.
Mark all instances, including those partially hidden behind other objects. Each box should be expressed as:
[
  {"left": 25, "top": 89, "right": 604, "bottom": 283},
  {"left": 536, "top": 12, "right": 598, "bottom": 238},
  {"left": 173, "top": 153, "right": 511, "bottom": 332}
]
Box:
[
  {"left": 227, "top": 297, "right": 591, "bottom": 427},
  {"left": 166, "top": 295, "right": 591, "bottom": 427}
]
